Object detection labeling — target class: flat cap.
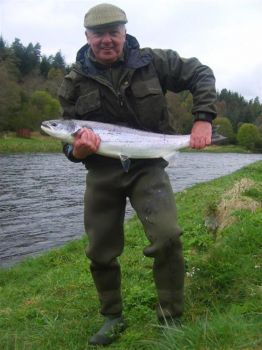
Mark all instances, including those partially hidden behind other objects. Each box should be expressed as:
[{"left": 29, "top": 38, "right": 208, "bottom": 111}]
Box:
[{"left": 84, "top": 3, "right": 128, "bottom": 28}]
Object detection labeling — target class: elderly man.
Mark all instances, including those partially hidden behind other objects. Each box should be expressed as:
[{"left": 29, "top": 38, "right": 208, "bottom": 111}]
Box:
[{"left": 58, "top": 3, "right": 217, "bottom": 346}]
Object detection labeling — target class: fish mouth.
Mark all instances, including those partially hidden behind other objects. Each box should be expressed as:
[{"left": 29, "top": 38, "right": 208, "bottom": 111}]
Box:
[
  {"left": 41, "top": 121, "right": 59, "bottom": 130},
  {"left": 41, "top": 121, "right": 52, "bottom": 130}
]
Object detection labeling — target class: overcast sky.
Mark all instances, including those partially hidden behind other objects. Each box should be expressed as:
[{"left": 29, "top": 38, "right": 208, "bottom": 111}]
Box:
[{"left": 1, "top": 0, "right": 262, "bottom": 101}]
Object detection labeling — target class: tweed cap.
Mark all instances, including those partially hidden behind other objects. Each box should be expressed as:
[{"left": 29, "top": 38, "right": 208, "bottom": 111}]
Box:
[{"left": 84, "top": 3, "right": 128, "bottom": 28}]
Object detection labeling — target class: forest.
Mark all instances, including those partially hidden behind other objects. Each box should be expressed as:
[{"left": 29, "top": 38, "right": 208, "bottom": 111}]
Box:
[{"left": 1, "top": 36, "right": 262, "bottom": 151}]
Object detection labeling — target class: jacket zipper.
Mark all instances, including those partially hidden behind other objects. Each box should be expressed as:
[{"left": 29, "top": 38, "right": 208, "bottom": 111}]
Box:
[{"left": 118, "top": 93, "right": 124, "bottom": 107}]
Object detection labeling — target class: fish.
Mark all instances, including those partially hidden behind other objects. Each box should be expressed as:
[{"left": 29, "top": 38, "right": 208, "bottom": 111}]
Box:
[{"left": 41, "top": 119, "right": 225, "bottom": 171}]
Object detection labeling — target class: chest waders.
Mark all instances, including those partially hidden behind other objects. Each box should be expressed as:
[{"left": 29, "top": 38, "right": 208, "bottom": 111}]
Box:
[{"left": 84, "top": 158, "right": 184, "bottom": 321}]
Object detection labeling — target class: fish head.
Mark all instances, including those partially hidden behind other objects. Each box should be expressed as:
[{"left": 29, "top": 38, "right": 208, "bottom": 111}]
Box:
[{"left": 41, "top": 119, "right": 81, "bottom": 143}]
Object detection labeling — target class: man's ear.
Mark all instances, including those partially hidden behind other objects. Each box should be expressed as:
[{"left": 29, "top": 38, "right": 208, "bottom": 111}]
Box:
[{"left": 85, "top": 31, "right": 90, "bottom": 43}]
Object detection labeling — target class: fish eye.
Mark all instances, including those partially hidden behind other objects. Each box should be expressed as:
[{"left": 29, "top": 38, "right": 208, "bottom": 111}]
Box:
[{"left": 51, "top": 122, "right": 57, "bottom": 127}]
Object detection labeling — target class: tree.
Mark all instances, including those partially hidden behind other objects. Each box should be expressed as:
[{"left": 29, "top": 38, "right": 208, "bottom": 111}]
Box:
[
  {"left": 217, "top": 89, "right": 262, "bottom": 129},
  {"left": 47, "top": 67, "right": 64, "bottom": 80},
  {"left": 39, "top": 55, "right": 52, "bottom": 78},
  {"left": 52, "top": 51, "right": 66, "bottom": 71},
  {"left": 11, "top": 38, "right": 41, "bottom": 76},
  {"left": 26, "top": 42, "right": 41, "bottom": 71},
  {"left": 165, "top": 91, "right": 193, "bottom": 134},
  {"left": 0, "top": 36, "right": 8, "bottom": 60},
  {"left": 0, "top": 37, "right": 20, "bottom": 78},
  {"left": 10, "top": 91, "right": 61, "bottom": 131},
  {"left": 255, "top": 115, "right": 262, "bottom": 133},
  {"left": 213, "top": 116, "right": 236, "bottom": 143},
  {"left": 215, "top": 99, "right": 227, "bottom": 117},
  {"left": 0, "top": 36, "right": 66, "bottom": 131},
  {"left": 0, "top": 62, "right": 22, "bottom": 131},
  {"left": 237, "top": 123, "right": 261, "bottom": 151},
  {"left": 31, "top": 90, "right": 60, "bottom": 118}
]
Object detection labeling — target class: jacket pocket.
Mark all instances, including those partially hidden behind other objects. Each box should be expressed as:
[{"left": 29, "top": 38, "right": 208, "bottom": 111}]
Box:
[
  {"left": 131, "top": 78, "right": 163, "bottom": 98},
  {"left": 131, "top": 78, "right": 167, "bottom": 131},
  {"left": 75, "top": 90, "right": 101, "bottom": 116}
]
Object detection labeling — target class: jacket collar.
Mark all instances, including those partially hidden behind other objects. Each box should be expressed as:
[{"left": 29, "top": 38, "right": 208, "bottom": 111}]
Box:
[{"left": 75, "top": 34, "right": 152, "bottom": 75}]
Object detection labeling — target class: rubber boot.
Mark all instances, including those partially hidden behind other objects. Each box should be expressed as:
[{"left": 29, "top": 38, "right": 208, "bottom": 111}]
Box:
[{"left": 88, "top": 315, "right": 127, "bottom": 346}]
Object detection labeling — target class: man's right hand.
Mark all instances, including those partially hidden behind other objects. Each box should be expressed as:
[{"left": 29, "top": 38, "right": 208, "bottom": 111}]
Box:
[{"left": 72, "top": 127, "right": 101, "bottom": 159}]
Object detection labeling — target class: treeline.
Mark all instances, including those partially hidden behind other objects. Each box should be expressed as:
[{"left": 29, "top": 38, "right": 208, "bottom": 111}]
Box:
[
  {"left": 0, "top": 36, "right": 68, "bottom": 131},
  {"left": 1, "top": 36, "right": 262, "bottom": 151},
  {"left": 166, "top": 88, "right": 262, "bottom": 151},
  {"left": 215, "top": 90, "right": 262, "bottom": 150}
]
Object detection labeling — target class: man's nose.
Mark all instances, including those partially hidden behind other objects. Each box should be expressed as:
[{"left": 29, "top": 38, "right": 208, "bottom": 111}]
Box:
[{"left": 101, "top": 32, "right": 113, "bottom": 43}]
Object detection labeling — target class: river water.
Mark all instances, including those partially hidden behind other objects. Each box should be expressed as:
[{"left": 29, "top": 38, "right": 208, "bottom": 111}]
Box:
[{"left": 0, "top": 152, "right": 261, "bottom": 268}]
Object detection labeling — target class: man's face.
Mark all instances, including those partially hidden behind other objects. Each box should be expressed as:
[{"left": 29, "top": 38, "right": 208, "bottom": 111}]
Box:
[{"left": 86, "top": 25, "right": 126, "bottom": 65}]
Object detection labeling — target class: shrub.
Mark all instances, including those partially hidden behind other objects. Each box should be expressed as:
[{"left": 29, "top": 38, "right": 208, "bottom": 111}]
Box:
[
  {"left": 213, "top": 116, "right": 236, "bottom": 143},
  {"left": 237, "top": 123, "right": 261, "bottom": 151},
  {"left": 31, "top": 90, "right": 60, "bottom": 118}
]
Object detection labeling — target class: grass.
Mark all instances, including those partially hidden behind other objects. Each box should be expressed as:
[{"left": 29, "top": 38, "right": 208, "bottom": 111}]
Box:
[
  {"left": 180, "top": 144, "right": 254, "bottom": 153},
  {"left": 0, "top": 133, "right": 61, "bottom": 153},
  {"left": 0, "top": 161, "right": 262, "bottom": 349}
]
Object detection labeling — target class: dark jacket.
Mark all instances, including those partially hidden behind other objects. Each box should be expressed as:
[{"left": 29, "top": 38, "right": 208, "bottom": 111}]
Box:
[{"left": 58, "top": 34, "right": 217, "bottom": 162}]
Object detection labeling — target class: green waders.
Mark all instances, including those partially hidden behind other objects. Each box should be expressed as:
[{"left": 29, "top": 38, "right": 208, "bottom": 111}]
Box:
[{"left": 84, "top": 158, "right": 184, "bottom": 320}]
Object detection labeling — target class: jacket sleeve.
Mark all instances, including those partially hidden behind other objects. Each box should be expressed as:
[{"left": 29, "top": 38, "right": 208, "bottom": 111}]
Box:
[
  {"left": 148, "top": 48, "right": 217, "bottom": 122},
  {"left": 58, "top": 70, "right": 78, "bottom": 119},
  {"left": 58, "top": 71, "right": 83, "bottom": 163}
]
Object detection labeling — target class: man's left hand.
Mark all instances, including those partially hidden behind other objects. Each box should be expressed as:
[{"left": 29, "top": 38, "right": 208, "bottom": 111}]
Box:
[{"left": 190, "top": 121, "right": 212, "bottom": 149}]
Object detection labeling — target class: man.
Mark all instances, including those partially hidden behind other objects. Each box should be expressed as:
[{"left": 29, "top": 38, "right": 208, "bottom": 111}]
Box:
[{"left": 58, "top": 3, "right": 217, "bottom": 346}]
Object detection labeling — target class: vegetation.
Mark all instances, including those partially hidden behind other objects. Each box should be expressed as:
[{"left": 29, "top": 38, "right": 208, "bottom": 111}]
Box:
[
  {"left": 0, "top": 161, "right": 261, "bottom": 349},
  {"left": 0, "top": 133, "right": 61, "bottom": 153},
  {"left": 1, "top": 35, "right": 262, "bottom": 152},
  {"left": 213, "top": 116, "right": 236, "bottom": 144},
  {"left": 237, "top": 123, "right": 262, "bottom": 151},
  {"left": 217, "top": 89, "right": 262, "bottom": 129},
  {"left": 181, "top": 144, "right": 253, "bottom": 153},
  {"left": 0, "top": 36, "right": 65, "bottom": 133}
]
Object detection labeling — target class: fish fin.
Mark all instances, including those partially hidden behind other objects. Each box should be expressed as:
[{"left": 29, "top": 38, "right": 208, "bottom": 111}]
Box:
[
  {"left": 211, "top": 126, "right": 227, "bottom": 145},
  {"left": 119, "top": 154, "right": 131, "bottom": 172},
  {"left": 163, "top": 152, "right": 178, "bottom": 166},
  {"left": 72, "top": 127, "right": 83, "bottom": 137}
]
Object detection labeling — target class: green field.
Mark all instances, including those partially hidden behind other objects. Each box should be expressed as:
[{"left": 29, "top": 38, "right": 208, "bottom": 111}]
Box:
[{"left": 0, "top": 162, "right": 261, "bottom": 349}]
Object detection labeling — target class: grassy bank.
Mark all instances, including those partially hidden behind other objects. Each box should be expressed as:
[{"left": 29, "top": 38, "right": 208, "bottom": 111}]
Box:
[
  {"left": 0, "top": 133, "right": 61, "bottom": 153},
  {"left": 0, "top": 162, "right": 262, "bottom": 349},
  {"left": 180, "top": 144, "right": 253, "bottom": 153}
]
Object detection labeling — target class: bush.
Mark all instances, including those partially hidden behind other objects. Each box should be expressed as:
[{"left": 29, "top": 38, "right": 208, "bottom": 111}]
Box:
[
  {"left": 213, "top": 116, "right": 236, "bottom": 143},
  {"left": 6, "top": 91, "right": 61, "bottom": 131},
  {"left": 31, "top": 90, "right": 60, "bottom": 118},
  {"left": 237, "top": 123, "right": 261, "bottom": 151}
]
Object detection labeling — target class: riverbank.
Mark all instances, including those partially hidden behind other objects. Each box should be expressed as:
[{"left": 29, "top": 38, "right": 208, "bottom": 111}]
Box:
[
  {"left": 0, "top": 133, "right": 253, "bottom": 154},
  {"left": 0, "top": 161, "right": 261, "bottom": 349},
  {"left": 181, "top": 144, "right": 253, "bottom": 153},
  {"left": 0, "top": 133, "right": 61, "bottom": 153}
]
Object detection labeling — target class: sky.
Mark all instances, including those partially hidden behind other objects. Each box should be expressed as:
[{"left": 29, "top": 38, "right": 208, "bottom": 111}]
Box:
[{"left": 1, "top": 0, "right": 262, "bottom": 102}]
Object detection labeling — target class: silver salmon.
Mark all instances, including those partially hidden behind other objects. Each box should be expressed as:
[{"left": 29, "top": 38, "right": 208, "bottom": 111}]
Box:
[
  {"left": 41, "top": 119, "right": 224, "bottom": 170},
  {"left": 41, "top": 119, "right": 191, "bottom": 157}
]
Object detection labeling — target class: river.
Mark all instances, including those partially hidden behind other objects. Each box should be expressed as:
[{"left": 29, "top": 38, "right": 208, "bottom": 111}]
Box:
[{"left": 0, "top": 152, "right": 261, "bottom": 268}]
